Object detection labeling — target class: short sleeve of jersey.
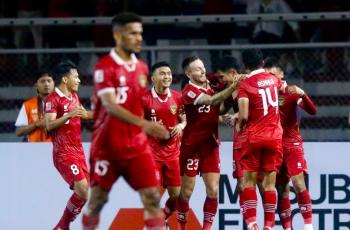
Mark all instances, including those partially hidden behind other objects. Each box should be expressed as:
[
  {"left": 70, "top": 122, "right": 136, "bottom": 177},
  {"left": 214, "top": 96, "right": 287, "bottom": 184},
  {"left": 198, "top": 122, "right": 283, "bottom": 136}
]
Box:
[
  {"left": 237, "top": 82, "right": 248, "bottom": 99},
  {"left": 45, "top": 95, "right": 58, "bottom": 114},
  {"left": 15, "top": 104, "right": 28, "bottom": 127},
  {"left": 94, "top": 61, "right": 115, "bottom": 97},
  {"left": 182, "top": 87, "right": 202, "bottom": 105}
]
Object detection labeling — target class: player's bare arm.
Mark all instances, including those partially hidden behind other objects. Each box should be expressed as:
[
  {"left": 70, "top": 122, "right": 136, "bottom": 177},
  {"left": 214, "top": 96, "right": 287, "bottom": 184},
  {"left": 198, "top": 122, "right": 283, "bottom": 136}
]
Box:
[
  {"left": 80, "top": 106, "right": 94, "bottom": 120},
  {"left": 15, "top": 118, "right": 45, "bottom": 137},
  {"left": 45, "top": 107, "right": 84, "bottom": 132},
  {"left": 238, "top": 98, "right": 249, "bottom": 132},
  {"left": 170, "top": 110, "right": 186, "bottom": 138},
  {"left": 100, "top": 91, "right": 170, "bottom": 139},
  {"left": 195, "top": 82, "right": 238, "bottom": 106}
]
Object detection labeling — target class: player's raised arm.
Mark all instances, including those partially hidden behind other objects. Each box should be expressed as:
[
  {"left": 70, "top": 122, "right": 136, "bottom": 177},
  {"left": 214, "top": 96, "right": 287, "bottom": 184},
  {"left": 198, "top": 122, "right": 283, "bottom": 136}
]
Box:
[{"left": 288, "top": 85, "right": 317, "bottom": 115}]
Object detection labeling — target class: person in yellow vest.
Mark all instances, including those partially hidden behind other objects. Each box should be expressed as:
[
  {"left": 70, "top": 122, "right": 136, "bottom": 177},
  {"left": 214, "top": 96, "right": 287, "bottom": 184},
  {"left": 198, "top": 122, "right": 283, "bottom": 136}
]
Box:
[{"left": 15, "top": 70, "right": 54, "bottom": 142}]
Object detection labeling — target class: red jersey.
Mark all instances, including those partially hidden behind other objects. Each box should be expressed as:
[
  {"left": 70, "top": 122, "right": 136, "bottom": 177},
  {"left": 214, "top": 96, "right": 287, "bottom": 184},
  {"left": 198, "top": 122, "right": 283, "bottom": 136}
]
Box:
[
  {"left": 181, "top": 81, "right": 219, "bottom": 145},
  {"left": 45, "top": 88, "right": 84, "bottom": 156},
  {"left": 143, "top": 88, "right": 183, "bottom": 161},
  {"left": 237, "top": 69, "right": 283, "bottom": 143},
  {"left": 91, "top": 50, "right": 149, "bottom": 160},
  {"left": 279, "top": 86, "right": 317, "bottom": 144}
]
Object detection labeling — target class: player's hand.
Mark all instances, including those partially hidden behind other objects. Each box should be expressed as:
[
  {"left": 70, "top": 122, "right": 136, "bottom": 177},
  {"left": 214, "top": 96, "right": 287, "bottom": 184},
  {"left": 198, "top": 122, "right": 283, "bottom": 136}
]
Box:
[
  {"left": 69, "top": 106, "right": 85, "bottom": 118},
  {"left": 288, "top": 85, "right": 305, "bottom": 96},
  {"left": 35, "top": 118, "right": 46, "bottom": 128},
  {"left": 233, "top": 74, "right": 246, "bottom": 83},
  {"left": 169, "top": 124, "right": 183, "bottom": 138},
  {"left": 142, "top": 120, "right": 170, "bottom": 140},
  {"left": 222, "top": 113, "right": 238, "bottom": 128}
]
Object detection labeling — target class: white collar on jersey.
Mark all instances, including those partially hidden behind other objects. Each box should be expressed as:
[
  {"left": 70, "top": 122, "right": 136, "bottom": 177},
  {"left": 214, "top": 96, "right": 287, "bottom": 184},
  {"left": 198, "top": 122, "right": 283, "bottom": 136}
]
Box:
[
  {"left": 151, "top": 87, "right": 171, "bottom": 103},
  {"left": 55, "top": 87, "right": 72, "bottom": 101},
  {"left": 188, "top": 80, "right": 209, "bottom": 91},
  {"left": 110, "top": 49, "right": 138, "bottom": 72},
  {"left": 247, "top": 68, "right": 265, "bottom": 78}
]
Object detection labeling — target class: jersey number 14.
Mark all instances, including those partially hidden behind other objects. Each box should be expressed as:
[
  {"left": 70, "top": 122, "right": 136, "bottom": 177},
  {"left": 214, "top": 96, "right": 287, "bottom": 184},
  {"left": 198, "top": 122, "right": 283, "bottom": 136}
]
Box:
[{"left": 258, "top": 87, "right": 278, "bottom": 116}]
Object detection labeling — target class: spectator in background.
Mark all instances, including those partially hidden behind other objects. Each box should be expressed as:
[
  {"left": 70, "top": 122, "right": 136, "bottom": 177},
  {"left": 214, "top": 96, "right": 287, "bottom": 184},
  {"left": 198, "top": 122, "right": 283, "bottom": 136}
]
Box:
[
  {"left": 247, "top": 0, "right": 301, "bottom": 44},
  {"left": 15, "top": 70, "right": 54, "bottom": 142}
]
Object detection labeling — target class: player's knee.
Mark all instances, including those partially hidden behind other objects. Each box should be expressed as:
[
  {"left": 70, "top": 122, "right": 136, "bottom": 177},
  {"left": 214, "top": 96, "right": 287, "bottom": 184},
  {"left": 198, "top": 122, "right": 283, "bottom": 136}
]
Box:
[
  {"left": 292, "top": 178, "right": 306, "bottom": 193},
  {"left": 180, "top": 186, "right": 194, "bottom": 201},
  {"left": 142, "top": 189, "right": 161, "bottom": 209},
  {"left": 237, "top": 180, "right": 245, "bottom": 193},
  {"left": 206, "top": 183, "right": 218, "bottom": 198},
  {"left": 75, "top": 183, "right": 89, "bottom": 200}
]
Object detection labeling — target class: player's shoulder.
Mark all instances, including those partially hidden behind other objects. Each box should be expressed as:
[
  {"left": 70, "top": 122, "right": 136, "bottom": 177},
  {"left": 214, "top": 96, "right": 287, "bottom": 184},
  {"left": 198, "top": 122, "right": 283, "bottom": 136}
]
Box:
[
  {"left": 95, "top": 54, "right": 117, "bottom": 69},
  {"left": 182, "top": 84, "right": 200, "bottom": 98},
  {"left": 170, "top": 89, "right": 182, "bottom": 97},
  {"left": 45, "top": 91, "right": 59, "bottom": 101}
]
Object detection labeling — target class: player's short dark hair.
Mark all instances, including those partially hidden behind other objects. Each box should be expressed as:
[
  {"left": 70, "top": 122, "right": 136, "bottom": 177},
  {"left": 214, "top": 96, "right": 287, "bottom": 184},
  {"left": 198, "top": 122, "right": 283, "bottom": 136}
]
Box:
[
  {"left": 182, "top": 55, "right": 200, "bottom": 71},
  {"left": 35, "top": 68, "right": 52, "bottom": 81},
  {"left": 216, "top": 56, "right": 240, "bottom": 72},
  {"left": 51, "top": 60, "right": 77, "bottom": 82},
  {"left": 241, "top": 49, "right": 264, "bottom": 70},
  {"left": 263, "top": 57, "right": 283, "bottom": 70},
  {"left": 151, "top": 61, "right": 171, "bottom": 74},
  {"left": 112, "top": 12, "right": 142, "bottom": 31}
]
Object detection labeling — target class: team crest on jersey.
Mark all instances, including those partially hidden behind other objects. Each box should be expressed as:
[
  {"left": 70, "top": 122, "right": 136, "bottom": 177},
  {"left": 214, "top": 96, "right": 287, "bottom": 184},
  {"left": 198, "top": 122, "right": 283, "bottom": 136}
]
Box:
[
  {"left": 278, "top": 96, "right": 285, "bottom": 106},
  {"left": 94, "top": 70, "right": 104, "bottom": 83},
  {"left": 170, "top": 105, "right": 177, "bottom": 115},
  {"left": 187, "top": 90, "right": 196, "bottom": 99},
  {"left": 138, "top": 74, "right": 147, "bottom": 88}
]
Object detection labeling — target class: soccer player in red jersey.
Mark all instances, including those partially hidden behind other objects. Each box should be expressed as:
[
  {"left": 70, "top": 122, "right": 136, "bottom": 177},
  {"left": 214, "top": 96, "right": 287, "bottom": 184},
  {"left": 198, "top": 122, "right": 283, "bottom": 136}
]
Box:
[
  {"left": 82, "top": 13, "right": 169, "bottom": 230},
  {"left": 143, "top": 61, "right": 186, "bottom": 220},
  {"left": 215, "top": 56, "right": 249, "bottom": 223},
  {"left": 264, "top": 57, "right": 317, "bottom": 230},
  {"left": 237, "top": 49, "right": 286, "bottom": 230},
  {"left": 176, "top": 56, "right": 241, "bottom": 230},
  {"left": 45, "top": 60, "right": 93, "bottom": 230}
]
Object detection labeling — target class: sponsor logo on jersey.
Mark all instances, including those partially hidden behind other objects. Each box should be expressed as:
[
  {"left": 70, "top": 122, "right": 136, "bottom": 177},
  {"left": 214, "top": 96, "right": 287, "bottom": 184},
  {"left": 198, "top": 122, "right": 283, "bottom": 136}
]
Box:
[
  {"left": 187, "top": 90, "right": 196, "bottom": 99},
  {"left": 138, "top": 74, "right": 147, "bottom": 88},
  {"left": 170, "top": 105, "right": 177, "bottom": 115},
  {"left": 94, "top": 70, "right": 104, "bottom": 83}
]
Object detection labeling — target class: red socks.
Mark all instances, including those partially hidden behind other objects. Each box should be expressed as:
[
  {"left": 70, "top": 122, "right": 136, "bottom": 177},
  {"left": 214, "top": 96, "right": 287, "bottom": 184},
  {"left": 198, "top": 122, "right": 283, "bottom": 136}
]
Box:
[
  {"left": 263, "top": 190, "right": 277, "bottom": 228},
  {"left": 176, "top": 196, "right": 189, "bottom": 230},
  {"left": 277, "top": 196, "right": 291, "bottom": 229},
  {"left": 82, "top": 213, "right": 100, "bottom": 230},
  {"left": 297, "top": 190, "right": 312, "bottom": 224},
  {"left": 145, "top": 216, "right": 166, "bottom": 230},
  {"left": 203, "top": 197, "right": 218, "bottom": 230},
  {"left": 164, "top": 197, "right": 177, "bottom": 219},
  {"left": 242, "top": 187, "right": 257, "bottom": 225},
  {"left": 55, "top": 193, "right": 86, "bottom": 229}
]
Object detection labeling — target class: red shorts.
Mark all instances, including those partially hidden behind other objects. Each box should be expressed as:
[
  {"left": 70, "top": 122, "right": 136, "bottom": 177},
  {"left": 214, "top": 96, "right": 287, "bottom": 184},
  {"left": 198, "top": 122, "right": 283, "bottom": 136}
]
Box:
[
  {"left": 53, "top": 152, "right": 89, "bottom": 189},
  {"left": 241, "top": 139, "right": 282, "bottom": 172},
  {"left": 90, "top": 152, "right": 160, "bottom": 191},
  {"left": 276, "top": 142, "right": 308, "bottom": 184},
  {"left": 232, "top": 148, "right": 243, "bottom": 178},
  {"left": 180, "top": 141, "right": 220, "bottom": 177},
  {"left": 156, "top": 159, "right": 181, "bottom": 188}
]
